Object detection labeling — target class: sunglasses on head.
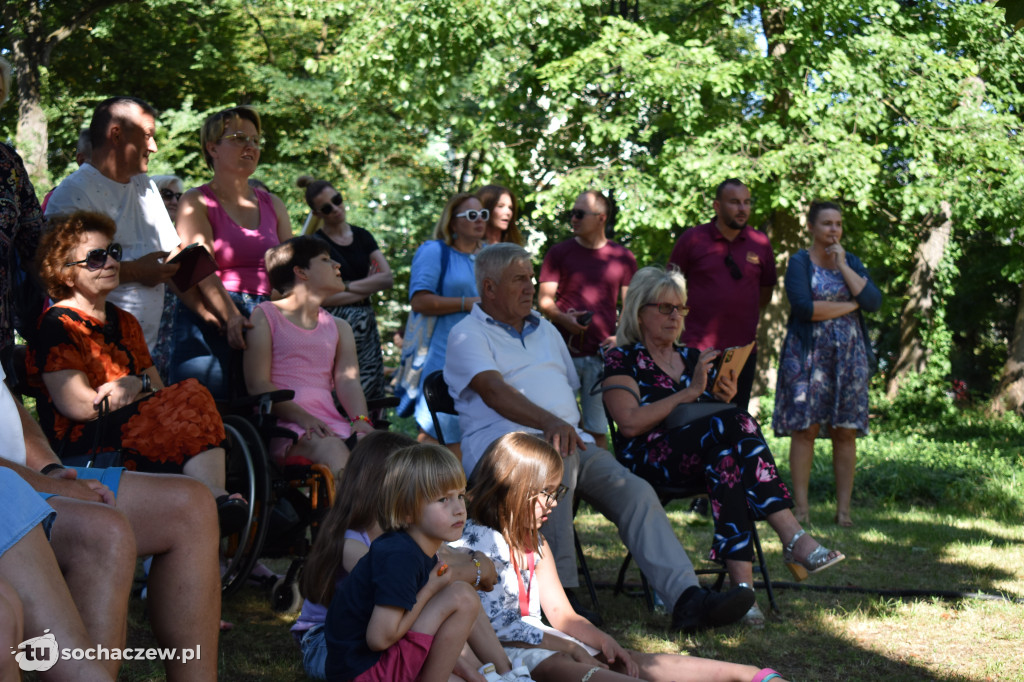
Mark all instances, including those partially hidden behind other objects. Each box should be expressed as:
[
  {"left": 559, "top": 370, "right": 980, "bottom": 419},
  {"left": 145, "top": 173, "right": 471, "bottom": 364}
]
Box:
[
  {"left": 65, "top": 243, "right": 123, "bottom": 271},
  {"left": 455, "top": 209, "right": 489, "bottom": 222},
  {"left": 644, "top": 302, "right": 689, "bottom": 316},
  {"left": 159, "top": 188, "right": 182, "bottom": 202},
  {"left": 724, "top": 253, "right": 743, "bottom": 280},
  {"left": 320, "top": 194, "right": 344, "bottom": 215},
  {"left": 219, "top": 131, "right": 265, "bottom": 150}
]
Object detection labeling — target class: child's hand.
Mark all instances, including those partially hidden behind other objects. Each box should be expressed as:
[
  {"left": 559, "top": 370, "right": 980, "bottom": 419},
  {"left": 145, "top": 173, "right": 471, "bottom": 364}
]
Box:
[
  {"left": 597, "top": 634, "right": 638, "bottom": 677},
  {"left": 297, "top": 415, "right": 332, "bottom": 439},
  {"left": 567, "top": 642, "right": 607, "bottom": 669},
  {"left": 426, "top": 562, "right": 454, "bottom": 594}
]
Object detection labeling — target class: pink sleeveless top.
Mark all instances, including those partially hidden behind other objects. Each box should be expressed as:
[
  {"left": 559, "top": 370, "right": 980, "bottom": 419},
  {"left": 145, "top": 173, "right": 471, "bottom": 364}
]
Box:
[
  {"left": 258, "top": 302, "right": 352, "bottom": 456},
  {"left": 200, "top": 184, "right": 279, "bottom": 296}
]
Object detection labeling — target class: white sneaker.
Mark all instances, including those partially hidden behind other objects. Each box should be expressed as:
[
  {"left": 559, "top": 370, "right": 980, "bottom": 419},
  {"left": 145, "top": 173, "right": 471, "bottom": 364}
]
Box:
[
  {"left": 502, "top": 658, "right": 534, "bottom": 681},
  {"left": 478, "top": 663, "right": 504, "bottom": 682}
]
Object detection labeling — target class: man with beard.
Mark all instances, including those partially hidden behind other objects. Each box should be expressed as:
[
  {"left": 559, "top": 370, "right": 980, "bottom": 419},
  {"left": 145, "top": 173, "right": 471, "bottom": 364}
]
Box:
[{"left": 668, "top": 179, "right": 776, "bottom": 411}]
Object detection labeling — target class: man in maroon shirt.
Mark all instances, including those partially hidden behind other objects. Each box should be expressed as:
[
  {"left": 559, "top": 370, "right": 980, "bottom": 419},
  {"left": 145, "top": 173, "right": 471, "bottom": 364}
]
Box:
[
  {"left": 539, "top": 190, "right": 636, "bottom": 448},
  {"left": 668, "top": 179, "right": 776, "bottom": 411}
]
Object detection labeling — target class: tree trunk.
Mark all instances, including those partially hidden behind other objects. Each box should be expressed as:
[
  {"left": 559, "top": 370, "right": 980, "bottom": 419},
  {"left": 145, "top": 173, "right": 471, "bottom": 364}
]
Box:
[
  {"left": 756, "top": 208, "right": 805, "bottom": 399},
  {"left": 885, "top": 202, "right": 953, "bottom": 398},
  {"left": 11, "top": 44, "right": 49, "bottom": 187},
  {"left": 988, "top": 281, "right": 1024, "bottom": 415}
]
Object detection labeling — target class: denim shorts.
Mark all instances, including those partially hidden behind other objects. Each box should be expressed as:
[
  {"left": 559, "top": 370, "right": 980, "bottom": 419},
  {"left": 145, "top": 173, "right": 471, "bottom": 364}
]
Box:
[
  {"left": 0, "top": 469, "right": 56, "bottom": 556},
  {"left": 573, "top": 355, "right": 608, "bottom": 435},
  {"left": 300, "top": 624, "right": 327, "bottom": 680},
  {"left": 37, "top": 466, "right": 125, "bottom": 502}
]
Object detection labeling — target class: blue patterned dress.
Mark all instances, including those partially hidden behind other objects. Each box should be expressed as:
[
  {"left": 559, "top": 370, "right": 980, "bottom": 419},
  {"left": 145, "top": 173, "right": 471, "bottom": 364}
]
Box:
[
  {"left": 773, "top": 263, "right": 870, "bottom": 437},
  {"left": 604, "top": 343, "right": 793, "bottom": 563}
]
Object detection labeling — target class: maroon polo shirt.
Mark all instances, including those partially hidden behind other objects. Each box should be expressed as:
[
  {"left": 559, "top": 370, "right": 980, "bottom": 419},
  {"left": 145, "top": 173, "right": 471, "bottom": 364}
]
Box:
[{"left": 668, "top": 218, "right": 776, "bottom": 350}]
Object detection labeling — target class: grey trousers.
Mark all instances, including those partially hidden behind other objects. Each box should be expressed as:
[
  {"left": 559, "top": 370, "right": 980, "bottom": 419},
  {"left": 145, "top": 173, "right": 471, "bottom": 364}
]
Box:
[{"left": 542, "top": 445, "right": 700, "bottom": 608}]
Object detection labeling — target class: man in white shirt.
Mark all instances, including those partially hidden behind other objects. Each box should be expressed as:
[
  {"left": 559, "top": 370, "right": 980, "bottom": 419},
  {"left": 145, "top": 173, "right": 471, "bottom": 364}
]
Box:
[
  {"left": 445, "top": 243, "right": 754, "bottom": 632},
  {"left": 44, "top": 96, "right": 180, "bottom": 351}
]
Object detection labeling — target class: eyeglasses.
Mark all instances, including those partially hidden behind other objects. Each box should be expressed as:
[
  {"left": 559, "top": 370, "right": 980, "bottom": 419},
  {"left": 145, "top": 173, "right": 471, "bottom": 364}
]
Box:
[
  {"left": 320, "top": 194, "right": 344, "bottom": 215},
  {"left": 64, "top": 243, "right": 123, "bottom": 271},
  {"left": 219, "top": 132, "right": 265, "bottom": 149},
  {"left": 455, "top": 209, "right": 489, "bottom": 222},
  {"left": 644, "top": 302, "right": 689, "bottom": 316},
  {"left": 724, "top": 253, "right": 743, "bottom": 280},
  {"left": 567, "top": 208, "right": 601, "bottom": 221},
  {"left": 159, "top": 189, "right": 182, "bottom": 202},
  {"left": 533, "top": 484, "right": 568, "bottom": 507}
]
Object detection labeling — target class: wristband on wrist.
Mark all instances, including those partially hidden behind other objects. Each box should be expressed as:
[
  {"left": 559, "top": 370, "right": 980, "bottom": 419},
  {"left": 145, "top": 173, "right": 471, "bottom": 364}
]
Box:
[
  {"left": 460, "top": 296, "right": 466, "bottom": 313},
  {"left": 469, "top": 550, "right": 482, "bottom": 588},
  {"left": 137, "top": 372, "right": 151, "bottom": 393},
  {"left": 350, "top": 414, "right": 372, "bottom": 426},
  {"left": 41, "top": 463, "right": 66, "bottom": 476}
]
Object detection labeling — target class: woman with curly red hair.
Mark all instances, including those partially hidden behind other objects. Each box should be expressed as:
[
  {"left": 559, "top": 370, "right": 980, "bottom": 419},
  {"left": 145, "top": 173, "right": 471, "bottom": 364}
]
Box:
[{"left": 28, "top": 210, "right": 246, "bottom": 534}]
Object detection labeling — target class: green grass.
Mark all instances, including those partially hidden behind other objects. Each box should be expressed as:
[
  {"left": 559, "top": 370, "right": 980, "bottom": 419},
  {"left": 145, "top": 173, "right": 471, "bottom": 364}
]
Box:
[{"left": 113, "top": 402, "right": 1024, "bottom": 681}]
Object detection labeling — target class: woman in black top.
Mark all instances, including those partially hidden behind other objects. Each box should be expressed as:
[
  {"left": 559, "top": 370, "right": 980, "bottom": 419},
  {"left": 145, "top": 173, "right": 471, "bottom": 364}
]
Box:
[{"left": 298, "top": 176, "right": 393, "bottom": 399}]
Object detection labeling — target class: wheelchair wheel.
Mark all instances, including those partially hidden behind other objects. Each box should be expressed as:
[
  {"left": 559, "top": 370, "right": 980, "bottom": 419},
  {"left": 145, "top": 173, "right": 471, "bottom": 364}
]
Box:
[{"left": 221, "top": 415, "right": 272, "bottom": 596}]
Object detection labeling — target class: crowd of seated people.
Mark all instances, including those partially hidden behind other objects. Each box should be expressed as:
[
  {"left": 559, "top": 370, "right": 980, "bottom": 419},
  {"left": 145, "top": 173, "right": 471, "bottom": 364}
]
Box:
[{"left": 1, "top": 49, "right": 870, "bottom": 679}]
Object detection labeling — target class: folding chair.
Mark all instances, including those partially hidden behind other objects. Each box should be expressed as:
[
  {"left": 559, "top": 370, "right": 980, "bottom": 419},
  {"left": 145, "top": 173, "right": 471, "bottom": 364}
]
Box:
[
  {"left": 597, "top": 382, "right": 779, "bottom": 614},
  {"left": 421, "top": 370, "right": 601, "bottom": 611}
]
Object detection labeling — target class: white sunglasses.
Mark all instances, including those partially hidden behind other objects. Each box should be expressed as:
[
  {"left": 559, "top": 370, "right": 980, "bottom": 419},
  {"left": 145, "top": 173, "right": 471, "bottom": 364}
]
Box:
[{"left": 455, "top": 209, "right": 489, "bottom": 222}]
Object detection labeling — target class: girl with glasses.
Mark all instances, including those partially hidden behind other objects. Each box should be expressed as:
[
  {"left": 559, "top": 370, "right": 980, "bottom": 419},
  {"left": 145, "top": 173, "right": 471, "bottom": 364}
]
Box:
[
  {"left": 297, "top": 175, "right": 393, "bottom": 401},
  {"left": 452, "top": 432, "right": 787, "bottom": 682},
  {"left": 603, "top": 267, "right": 844, "bottom": 627},
  {"left": 168, "top": 105, "right": 293, "bottom": 400}
]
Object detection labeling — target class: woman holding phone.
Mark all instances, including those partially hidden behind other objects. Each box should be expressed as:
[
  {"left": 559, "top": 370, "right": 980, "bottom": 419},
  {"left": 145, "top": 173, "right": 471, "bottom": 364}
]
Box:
[
  {"left": 772, "top": 201, "right": 881, "bottom": 527},
  {"left": 603, "top": 266, "right": 844, "bottom": 626}
]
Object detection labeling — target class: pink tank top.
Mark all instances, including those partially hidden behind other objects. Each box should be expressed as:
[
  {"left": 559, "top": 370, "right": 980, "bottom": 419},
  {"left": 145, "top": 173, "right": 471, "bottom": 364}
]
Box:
[
  {"left": 200, "top": 184, "right": 279, "bottom": 296},
  {"left": 257, "top": 302, "right": 352, "bottom": 445}
]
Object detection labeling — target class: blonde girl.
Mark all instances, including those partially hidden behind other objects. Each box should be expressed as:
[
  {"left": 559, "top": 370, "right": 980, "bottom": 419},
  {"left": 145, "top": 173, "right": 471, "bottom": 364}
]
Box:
[{"left": 453, "top": 432, "right": 788, "bottom": 682}]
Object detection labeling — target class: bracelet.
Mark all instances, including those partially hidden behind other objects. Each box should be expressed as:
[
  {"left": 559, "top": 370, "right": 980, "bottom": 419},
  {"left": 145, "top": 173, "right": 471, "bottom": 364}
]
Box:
[
  {"left": 581, "top": 667, "right": 602, "bottom": 682},
  {"left": 751, "top": 670, "right": 783, "bottom": 682},
  {"left": 350, "top": 414, "right": 372, "bottom": 426},
  {"left": 460, "top": 296, "right": 465, "bottom": 313},
  {"left": 41, "top": 463, "right": 66, "bottom": 476},
  {"left": 137, "top": 373, "right": 151, "bottom": 393},
  {"left": 469, "top": 550, "right": 482, "bottom": 588}
]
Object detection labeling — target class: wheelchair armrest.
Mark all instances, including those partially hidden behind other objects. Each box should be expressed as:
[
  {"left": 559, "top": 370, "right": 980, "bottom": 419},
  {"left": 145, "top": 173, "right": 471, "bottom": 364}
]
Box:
[
  {"left": 224, "top": 390, "right": 295, "bottom": 414},
  {"left": 367, "top": 396, "right": 399, "bottom": 412}
]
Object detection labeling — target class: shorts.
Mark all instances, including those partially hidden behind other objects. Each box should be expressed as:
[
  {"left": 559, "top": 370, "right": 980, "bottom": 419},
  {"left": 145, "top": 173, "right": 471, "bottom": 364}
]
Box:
[
  {"left": 0, "top": 469, "right": 56, "bottom": 556},
  {"left": 352, "top": 630, "right": 433, "bottom": 682},
  {"left": 299, "top": 624, "right": 327, "bottom": 680},
  {"left": 37, "top": 466, "right": 125, "bottom": 502},
  {"left": 573, "top": 355, "right": 608, "bottom": 435},
  {"left": 503, "top": 616, "right": 599, "bottom": 672}
]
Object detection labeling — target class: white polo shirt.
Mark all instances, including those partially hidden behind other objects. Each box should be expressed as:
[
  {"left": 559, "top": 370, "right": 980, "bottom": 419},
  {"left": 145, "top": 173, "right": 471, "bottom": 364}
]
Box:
[
  {"left": 445, "top": 304, "right": 593, "bottom": 475},
  {"left": 44, "top": 164, "right": 180, "bottom": 350}
]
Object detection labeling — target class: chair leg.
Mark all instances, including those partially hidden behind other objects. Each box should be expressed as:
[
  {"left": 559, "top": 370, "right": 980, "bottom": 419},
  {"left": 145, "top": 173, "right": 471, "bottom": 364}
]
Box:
[
  {"left": 573, "top": 527, "right": 600, "bottom": 611},
  {"left": 615, "top": 552, "right": 632, "bottom": 597},
  {"left": 750, "top": 524, "right": 779, "bottom": 614}
]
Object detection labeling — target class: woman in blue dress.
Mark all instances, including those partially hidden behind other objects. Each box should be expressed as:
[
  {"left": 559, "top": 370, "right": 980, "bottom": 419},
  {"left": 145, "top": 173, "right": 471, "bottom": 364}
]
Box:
[
  {"left": 772, "top": 201, "right": 882, "bottom": 527},
  {"left": 407, "top": 193, "right": 485, "bottom": 456}
]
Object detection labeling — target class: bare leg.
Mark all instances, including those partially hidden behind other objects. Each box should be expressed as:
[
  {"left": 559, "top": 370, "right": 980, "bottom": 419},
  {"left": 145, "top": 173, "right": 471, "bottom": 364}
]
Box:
[
  {"left": 631, "top": 650, "right": 778, "bottom": 682},
  {"left": 117, "top": 472, "right": 220, "bottom": 682},
  {"left": 831, "top": 427, "right": 857, "bottom": 526},
  {"left": 467, "top": 603, "right": 513, "bottom": 674},
  {"left": 1, "top": 525, "right": 114, "bottom": 682},
  {"left": 725, "top": 559, "right": 754, "bottom": 588},
  {"left": 410, "top": 581, "right": 480, "bottom": 682},
  {"left": 182, "top": 446, "right": 228, "bottom": 495},
  {"left": 48, "top": 496, "right": 136, "bottom": 678},
  {"left": 788, "top": 425, "right": 819, "bottom": 523},
  {"left": 453, "top": 643, "right": 487, "bottom": 682},
  {"left": 0, "top": 577, "right": 23, "bottom": 682},
  {"left": 287, "top": 434, "right": 350, "bottom": 480}
]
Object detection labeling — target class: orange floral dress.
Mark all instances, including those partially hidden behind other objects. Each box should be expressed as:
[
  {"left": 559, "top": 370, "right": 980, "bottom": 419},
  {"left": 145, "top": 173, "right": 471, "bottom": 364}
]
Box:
[{"left": 28, "top": 303, "right": 225, "bottom": 473}]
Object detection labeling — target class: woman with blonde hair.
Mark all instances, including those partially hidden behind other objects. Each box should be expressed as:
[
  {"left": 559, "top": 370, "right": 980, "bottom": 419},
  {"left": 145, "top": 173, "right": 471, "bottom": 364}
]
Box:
[
  {"left": 399, "top": 193, "right": 485, "bottom": 453},
  {"left": 169, "top": 105, "right": 293, "bottom": 399}
]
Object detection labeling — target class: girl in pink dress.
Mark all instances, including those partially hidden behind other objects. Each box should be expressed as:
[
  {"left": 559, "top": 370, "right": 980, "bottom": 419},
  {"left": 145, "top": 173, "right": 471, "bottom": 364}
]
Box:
[{"left": 244, "top": 236, "right": 374, "bottom": 478}]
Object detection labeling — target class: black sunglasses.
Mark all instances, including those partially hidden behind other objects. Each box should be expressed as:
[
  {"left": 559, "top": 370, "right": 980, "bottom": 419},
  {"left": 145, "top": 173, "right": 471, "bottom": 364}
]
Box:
[
  {"left": 65, "top": 243, "right": 123, "bottom": 271},
  {"left": 567, "top": 208, "right": 601, "bottom": 221},
  {"left": 724, "top": 253, "right": 743, "bottom": 280},
  {"left": 159, "top": 189, "right": 182, "bottom": 202},
  {"left": 320, "top": 194, "right": 344, "bottom": 215}
]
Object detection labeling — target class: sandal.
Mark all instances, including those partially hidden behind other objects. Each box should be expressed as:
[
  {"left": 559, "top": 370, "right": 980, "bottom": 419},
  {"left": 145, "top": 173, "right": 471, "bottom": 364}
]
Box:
[
  {"left": 216, "top": 494, "right": 249, "bottom": 537},
  {"left": 735, "top": 582, "right": 764, "bottom": 627},
  {"left": 783, "top": 529, "right": 844, "bottom": 581}
]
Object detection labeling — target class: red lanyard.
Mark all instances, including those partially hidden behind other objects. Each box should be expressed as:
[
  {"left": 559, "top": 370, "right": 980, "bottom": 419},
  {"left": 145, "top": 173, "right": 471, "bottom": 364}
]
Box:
[{"left": 510, "top": 551, "right": 535, "bottom": 617}]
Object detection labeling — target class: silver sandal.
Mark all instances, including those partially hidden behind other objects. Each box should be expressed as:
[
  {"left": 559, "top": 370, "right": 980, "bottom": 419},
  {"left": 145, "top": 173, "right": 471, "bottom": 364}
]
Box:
[{"left": 783, "top": 529, "right": 845, "bottom": 581}]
